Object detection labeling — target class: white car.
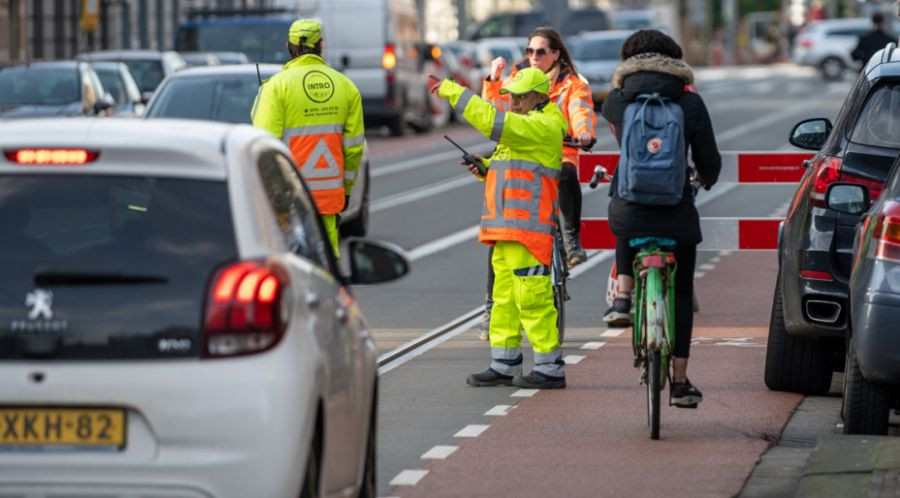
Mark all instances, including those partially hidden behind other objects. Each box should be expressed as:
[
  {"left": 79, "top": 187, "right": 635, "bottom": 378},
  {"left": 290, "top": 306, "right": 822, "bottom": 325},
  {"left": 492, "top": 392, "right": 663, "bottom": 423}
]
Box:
[
  {"left": 0, "top": 118, "right": 408, "bottom": 497},
  {"left": 792, "top": 18, "right": 900, "bottom": 80}
]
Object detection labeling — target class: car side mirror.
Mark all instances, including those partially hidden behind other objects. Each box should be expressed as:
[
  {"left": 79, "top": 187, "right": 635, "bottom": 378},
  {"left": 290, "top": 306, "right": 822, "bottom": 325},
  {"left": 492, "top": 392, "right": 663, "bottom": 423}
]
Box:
[
  {"left": 790, "top": 118, "right": 832, "bottom": 150},
  {"left": 93, "top": 97, "right": 114, "bottom": 115},
  {"left": 345, "top": 239, "right": 410, "bottom": 285},
  {"left": 826, "top": 183, "right": 870, "bottom": 215}
]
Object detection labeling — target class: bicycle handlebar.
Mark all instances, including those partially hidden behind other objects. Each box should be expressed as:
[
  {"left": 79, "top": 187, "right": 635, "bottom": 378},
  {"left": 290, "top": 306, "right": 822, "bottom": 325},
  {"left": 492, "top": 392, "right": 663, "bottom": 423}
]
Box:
[
  {"left": 589, "top": 165, "right": 611, "bottom": 189},
  {"left": 562, "top": 135, "right": 596, "bottom": 151}
]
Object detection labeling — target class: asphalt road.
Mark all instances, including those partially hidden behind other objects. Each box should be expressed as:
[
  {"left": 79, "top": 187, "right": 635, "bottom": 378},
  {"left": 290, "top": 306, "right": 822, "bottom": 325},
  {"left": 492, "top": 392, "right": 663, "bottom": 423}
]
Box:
[{"left": 356, "top": 64, "right": 854, "bottom": 497}]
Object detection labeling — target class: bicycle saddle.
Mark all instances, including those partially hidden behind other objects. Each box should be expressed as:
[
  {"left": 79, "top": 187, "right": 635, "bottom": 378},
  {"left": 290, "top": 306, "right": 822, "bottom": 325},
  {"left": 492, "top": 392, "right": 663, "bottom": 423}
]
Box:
[{"left": 629, "top": 237, "right": 677, "bottom": 249}]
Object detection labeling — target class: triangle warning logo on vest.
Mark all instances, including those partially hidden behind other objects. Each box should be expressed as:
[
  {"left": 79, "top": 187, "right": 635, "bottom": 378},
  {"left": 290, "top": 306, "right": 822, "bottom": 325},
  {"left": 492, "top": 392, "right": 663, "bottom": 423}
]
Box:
[{"left": 295, "top": 136, "right": 342, "bottom": 181}]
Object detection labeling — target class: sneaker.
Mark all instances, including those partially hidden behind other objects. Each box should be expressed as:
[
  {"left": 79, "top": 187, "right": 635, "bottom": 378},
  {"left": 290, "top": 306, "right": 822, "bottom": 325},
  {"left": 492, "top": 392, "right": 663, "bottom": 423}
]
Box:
[
  {"left": 603, "top": 297, "right": 633, "bottom": 326},
  {"left": 670, "top": 379, "right": 703, "bottom": 408},
  {"left": 512, "top": 371, "right": 566, "bottom": 389},
  {"left": 564, "top": 232, "right": 588, "bottom": 268},
  {"left": 466, "top": 368, "right": 514, "bottom": 387}
]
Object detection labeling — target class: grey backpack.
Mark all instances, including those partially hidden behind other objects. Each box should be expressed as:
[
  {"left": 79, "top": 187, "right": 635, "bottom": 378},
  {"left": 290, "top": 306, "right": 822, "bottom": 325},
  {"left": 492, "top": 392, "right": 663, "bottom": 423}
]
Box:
[{"left": 615, "top": 93, "right": 686, "bottom": 205}]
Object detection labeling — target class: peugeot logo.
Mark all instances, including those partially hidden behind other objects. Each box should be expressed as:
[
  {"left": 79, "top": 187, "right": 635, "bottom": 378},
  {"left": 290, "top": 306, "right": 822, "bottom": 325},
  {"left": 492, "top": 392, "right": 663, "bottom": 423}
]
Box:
[{"left": 25, "top": 289, "right": 54, "bottom": 320}]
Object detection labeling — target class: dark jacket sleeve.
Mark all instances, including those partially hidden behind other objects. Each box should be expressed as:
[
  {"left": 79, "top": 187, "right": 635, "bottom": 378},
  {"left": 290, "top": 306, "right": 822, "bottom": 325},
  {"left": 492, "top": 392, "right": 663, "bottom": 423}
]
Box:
[
  {"left": 601, "top": 89, "right": 627, "bottom": 144},
  {"left": 680, "top": 93, "right": 721, "bottom": 187}
]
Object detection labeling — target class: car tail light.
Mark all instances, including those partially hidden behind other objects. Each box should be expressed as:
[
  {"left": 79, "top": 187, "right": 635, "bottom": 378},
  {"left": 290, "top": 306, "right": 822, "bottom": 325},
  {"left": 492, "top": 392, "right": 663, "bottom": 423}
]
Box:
[
  {"left": 800, "top": 269, "right": 833, "bottom": 281},
  {"left": 203, "top": 261, "right": 290, "bottom": 358},
  {"left": 797, "top": 38, "right": 813, "bottom": 49},
  {"left": 810, "top": 156, "right": 883, "bottom": 208},
  {"left": 4, "top": 149, "right": 99, "bottom": 165},
  {"left": 382, "top": 44, "right": 397, "bottom": 70},
  {"left": 872, "top": 201, "right": 900, "bottom": 263}
]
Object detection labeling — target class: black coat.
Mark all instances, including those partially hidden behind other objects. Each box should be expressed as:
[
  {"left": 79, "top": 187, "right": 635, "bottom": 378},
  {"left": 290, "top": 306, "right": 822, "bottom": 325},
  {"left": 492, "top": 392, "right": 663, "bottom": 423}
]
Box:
[
  {"left": 852, "top": 29, "right": 895, "bottom": 64},
  {"left": 601, "top": 56, "right": 721, "bottom": 245}
]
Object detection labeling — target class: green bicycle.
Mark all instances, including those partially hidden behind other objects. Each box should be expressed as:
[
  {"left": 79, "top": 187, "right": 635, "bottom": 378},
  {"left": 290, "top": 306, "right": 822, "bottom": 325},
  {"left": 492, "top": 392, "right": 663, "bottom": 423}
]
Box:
[{"left": 630, "top": 237, "right": 678, "bottom": 440}]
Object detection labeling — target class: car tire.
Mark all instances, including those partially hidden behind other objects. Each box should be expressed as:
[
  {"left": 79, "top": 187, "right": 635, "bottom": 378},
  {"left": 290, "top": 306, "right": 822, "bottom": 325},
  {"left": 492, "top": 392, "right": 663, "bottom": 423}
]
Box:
[
  {"left": 386, "top": 113, "right": 405, "bottom": 136},
  {"left": 300, "top": 427, "right": 322, "bottom": 498},
  {"left": 358, "top": 381, "right": 378, "bottom": 498},
  {"left": 764, "top": 274, "right": 833, "bottom": 395},
  {"left": 341, "top": 166, "right": 369, "bottom": 237},
  {"left": 820, "top": 57, "right": 845, "bottom": 81},
  {"left": 409, "top": 95, "right": 434, "bottom": 134},
  {"left": 843, "top": 339, "right": 891, "bottom": 435}
]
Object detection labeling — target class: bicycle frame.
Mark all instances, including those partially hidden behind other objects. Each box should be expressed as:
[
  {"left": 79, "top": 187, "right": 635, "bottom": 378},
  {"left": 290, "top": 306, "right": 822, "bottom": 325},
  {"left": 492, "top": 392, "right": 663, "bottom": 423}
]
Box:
[{"left": 632, "top": 244, "right": 678, "bottom": 376}]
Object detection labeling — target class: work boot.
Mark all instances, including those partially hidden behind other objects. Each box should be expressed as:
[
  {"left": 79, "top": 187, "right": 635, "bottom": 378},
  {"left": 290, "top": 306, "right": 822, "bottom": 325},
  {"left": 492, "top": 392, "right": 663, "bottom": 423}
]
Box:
[
  {"left": 603, "top": 296, "right": 633, "bottom": 327},
  {"left": 467, "top": 368, "right": 514, "bottom": 387},
  {"left": 670, "top": 378, "right": 703, "bottom": 408},
  {"left": 563, "top": 227, "right": 587, "bottom": 268},
  {"left": 512, "top": 371, "right": 566, "bottom": 389}
]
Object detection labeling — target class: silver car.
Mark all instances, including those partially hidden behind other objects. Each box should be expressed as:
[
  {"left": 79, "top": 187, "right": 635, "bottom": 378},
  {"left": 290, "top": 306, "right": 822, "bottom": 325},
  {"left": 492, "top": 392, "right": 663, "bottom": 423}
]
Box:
[
  {"left": 571, "top": 30, "right": 634, "bottom": 107},
  {"left": 0, "top": 118, "right": 408, "bottom": 497},
  {"left": 78, "top": 50, "right": 188, "bottom": 101},
  {"left": 144, "top": 64, "right": 371, "bottom": 237},
  {"left": 792, "top": 18, "right": 900, "bottom": 80}
]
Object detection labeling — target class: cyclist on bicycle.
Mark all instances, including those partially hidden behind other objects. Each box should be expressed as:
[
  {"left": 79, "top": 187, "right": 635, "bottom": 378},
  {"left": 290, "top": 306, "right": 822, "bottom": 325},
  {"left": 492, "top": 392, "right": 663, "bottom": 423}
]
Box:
[
  {"left": 429, "top": 68, "right": 569, "bottom": 389},
  {"left": 480, "top": 26, "right": 596, "bottom": 339},
  {"left": 600, "top": 30, "right": 721, "bottom": 407}
]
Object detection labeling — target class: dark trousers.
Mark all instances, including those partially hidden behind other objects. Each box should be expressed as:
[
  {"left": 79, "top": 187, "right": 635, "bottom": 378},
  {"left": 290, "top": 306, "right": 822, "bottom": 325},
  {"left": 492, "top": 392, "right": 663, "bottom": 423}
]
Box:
[
  {"left": 615, "top": 238, "right": 697, "bottom": 358},
  {"left": 485, "top": 162, "right": 582, "bottom": 309}
]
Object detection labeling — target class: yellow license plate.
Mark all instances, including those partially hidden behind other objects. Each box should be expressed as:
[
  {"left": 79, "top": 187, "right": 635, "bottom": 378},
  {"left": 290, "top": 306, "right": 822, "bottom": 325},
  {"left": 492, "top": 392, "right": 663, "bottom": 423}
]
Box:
[{"left": 0, "top": 408, "right": 126, "bottom": 448}]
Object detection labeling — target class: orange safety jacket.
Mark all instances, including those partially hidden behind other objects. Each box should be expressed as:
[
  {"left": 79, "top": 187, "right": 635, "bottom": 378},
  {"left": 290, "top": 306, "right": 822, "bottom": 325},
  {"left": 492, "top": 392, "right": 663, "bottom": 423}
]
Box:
[{"left": 482, "top": 61, "right": 596, "bottom": 166}]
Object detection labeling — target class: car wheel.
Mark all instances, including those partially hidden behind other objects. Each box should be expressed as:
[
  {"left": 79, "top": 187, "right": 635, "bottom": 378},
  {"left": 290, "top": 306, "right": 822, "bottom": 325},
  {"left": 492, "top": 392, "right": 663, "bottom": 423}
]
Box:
[
  {"left": 386, "top": 113, "right": 405, "bottom": 136},
  {"left": 300, "top": 428, "right": 322, "bottom": 498},
  {"left": 341, "top": 166, "right": 369, "bottom": 237},
  {"left": 358, "top": 381, "right": 377, "bottom": 498},
  {"left": 820, "top": 57, "right": 845, "bottom": 81},
  {"left": 764, "top": 274, "right": 833, "bottom": 395},
  {"left": 843, "top": 339, "right": 891, "bottom": 435},
  {"left": 409, "top": 96, "right": 434, "bottom": 134}
]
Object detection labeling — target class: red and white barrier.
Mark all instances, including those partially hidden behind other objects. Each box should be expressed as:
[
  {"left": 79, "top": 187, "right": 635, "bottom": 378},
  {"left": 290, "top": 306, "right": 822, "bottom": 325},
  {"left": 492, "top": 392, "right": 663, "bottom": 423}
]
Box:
[{"left": 577, "top": 151, "right": 811, "bottom": 251}]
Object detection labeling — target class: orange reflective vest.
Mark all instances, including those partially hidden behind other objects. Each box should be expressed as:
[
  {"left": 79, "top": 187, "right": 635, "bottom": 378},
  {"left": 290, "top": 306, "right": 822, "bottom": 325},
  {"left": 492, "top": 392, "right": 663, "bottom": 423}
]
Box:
[{"left": 482, "top": 62, "right": 596, "bottom": 166}]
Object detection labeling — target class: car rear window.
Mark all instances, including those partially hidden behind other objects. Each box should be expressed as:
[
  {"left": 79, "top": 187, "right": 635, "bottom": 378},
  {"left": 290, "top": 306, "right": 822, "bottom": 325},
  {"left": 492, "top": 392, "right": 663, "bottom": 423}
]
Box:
[
  {"left": 0, "top": 67, "right": 80, "bottom": 106},
  {"left": 122, "top": 59, "right": 165, "bottom": 93},
  {"left": 147, "top": 75, "right": 262, "bottom": 124},
  {"left": 574, "top": 38, "right": 626, "bottom": 61},
  {"left": 849, "top": 82, "right": 900, "bottom": 149},
  {"left": 0, "top": 175, "right": 238, "bottom": 360}
]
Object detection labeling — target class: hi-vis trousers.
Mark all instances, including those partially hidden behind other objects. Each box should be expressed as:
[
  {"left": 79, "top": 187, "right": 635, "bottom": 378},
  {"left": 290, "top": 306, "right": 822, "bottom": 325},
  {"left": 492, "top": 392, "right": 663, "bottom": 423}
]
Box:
[{"left": 488, "top": 241, "right": 565, "bottom": 379}]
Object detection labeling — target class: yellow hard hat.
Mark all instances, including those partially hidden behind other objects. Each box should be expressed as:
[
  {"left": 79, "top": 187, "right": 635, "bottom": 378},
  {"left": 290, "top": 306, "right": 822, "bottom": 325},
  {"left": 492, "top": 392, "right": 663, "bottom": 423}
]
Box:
[
  {"left": 289, "top": 18, "right": 322, "bottom": 48},
  {"left": 500, "top": 67, "right": 550, "bottom": 96}
]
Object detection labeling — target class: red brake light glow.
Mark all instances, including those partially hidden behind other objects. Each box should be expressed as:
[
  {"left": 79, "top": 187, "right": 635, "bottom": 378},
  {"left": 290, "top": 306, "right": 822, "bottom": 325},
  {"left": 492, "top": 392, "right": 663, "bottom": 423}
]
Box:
[
  {"left": 799, "top": 270, "right": 833, "bottom": 281},
  {"left": 204, "top": 261, "right": 290, "bottom": 358},
  {"left": 4, "top": 149, "right": 99, "bottom": 165},
  {"left": 810, "top": 156, "right": 883, "bottom": 208},
  {"left": 873, "top": 201, "right": 900, "bottom": 263}
]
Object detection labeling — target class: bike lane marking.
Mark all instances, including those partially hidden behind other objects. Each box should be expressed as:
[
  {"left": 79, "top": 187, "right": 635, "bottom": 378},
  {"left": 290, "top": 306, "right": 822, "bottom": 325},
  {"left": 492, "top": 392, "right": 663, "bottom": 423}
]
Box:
[
  {"left": 580, "top": 341, "right": 606, "bottom": 350},
  {"left": 563, "top": 354, "right": 586, "bottom": 364},
  {"left": 511, "top": 389, "right": 538, "bottom": 398},
  {"left": 454, "top": 424, "right": 490, "bottom": 438},
  {"left": 602, "top": 329, "right": 625, "bottom": 337},
  {"left": 484, "top": 405, "right": 515, "bottom": 416},
  {"left": 389, "top": 470, "right": 429, "bottom": 487},
  {"left": 421, "top": 446, "right": 458, "bottom": 460}
]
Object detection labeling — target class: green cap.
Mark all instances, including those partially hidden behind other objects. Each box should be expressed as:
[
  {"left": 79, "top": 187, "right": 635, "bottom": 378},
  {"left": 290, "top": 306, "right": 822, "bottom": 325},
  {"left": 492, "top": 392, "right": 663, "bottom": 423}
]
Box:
[
  {"left": 500, "top": 67, "right": 550, "bottom": 96},
  {"left": 289, "top": 18, "right": 322, "bottom": 48}
]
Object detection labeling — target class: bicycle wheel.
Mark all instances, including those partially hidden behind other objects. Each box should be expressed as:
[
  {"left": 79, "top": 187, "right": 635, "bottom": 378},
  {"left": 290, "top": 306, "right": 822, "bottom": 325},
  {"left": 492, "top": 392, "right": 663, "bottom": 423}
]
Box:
[
  {"left": 647, "top": 349, "right": 661, "bottom": 440},
  {"left": 552, "top": 231, "right": 566, "bottom": 344}
]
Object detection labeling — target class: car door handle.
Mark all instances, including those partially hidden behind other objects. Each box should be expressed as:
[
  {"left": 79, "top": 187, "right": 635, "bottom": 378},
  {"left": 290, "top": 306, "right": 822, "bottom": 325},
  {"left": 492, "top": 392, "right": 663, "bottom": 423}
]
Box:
[{"left": 304, "top": 292, "right": 320, "bottom": 310}]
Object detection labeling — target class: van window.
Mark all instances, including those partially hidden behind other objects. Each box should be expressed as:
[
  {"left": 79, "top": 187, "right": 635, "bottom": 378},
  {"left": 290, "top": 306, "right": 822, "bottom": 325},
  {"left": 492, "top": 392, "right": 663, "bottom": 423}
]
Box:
[{"left": 850, "top": 83, "right": 900, "bottom": 149}]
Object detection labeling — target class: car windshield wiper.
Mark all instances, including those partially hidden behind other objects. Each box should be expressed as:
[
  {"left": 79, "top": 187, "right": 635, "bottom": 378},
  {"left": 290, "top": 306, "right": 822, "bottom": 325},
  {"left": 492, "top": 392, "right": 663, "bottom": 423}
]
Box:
[{"left": 33, "top": 270, "right": 169, "bottom": 286}]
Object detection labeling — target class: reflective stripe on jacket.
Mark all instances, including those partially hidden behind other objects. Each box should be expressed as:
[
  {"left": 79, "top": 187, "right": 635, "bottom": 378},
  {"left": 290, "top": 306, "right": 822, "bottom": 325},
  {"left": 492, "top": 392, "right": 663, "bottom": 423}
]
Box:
[
  {"left": 482, "top": 62, "right": 596, "bottom": 166},
  {"left": 438, "top": 79, "right": 567, "bottom": 265},
  {"left": 252, "top": 54, "right": 365, "bottom": 215}
]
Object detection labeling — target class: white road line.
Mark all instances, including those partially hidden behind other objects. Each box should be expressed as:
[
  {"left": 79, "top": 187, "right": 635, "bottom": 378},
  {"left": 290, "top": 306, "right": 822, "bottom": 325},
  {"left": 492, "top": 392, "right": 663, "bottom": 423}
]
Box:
[
  {"left": 407, "top": 225, "right": 480, "bottom": 262},
  {"left": 376, "top": 310, "right": 481, "bottom": 375},
  {"left": 389, "top": 469, "right": 429, "bottom": 486},
  {"left": 372, "top": 174, "right": 476, "bottom": 213},
  {"left": 719, "top": 249, "right": 734, "bottom": 257},
  {"left": 564, "top": 354, "right": 586, "bottom": 364},
  {"left": 580, "top": 341, "right": 606, "bottom": 350},
  {"left": 511, "top": 388, "right": 539, "bottom": 397},
  {"left": 695, "top": 272, "right": 706, "bottom": 279},
  {"left": 455, "top": 424, "right": 490, "bottom": 438},
  {"left": 601, "top": 329, "right": 624, "bottom": 337},
  {"left": 699, "top": 263, "right": 716, "bottom": 271},
  {"left": 710, "top": 256, "right": 721, "bottom": 264},
  {"left": 715, "top": 91, "right": 843, "bottom": 144},
  {"left": 484, "top": 405, "right": 514, "bottom": 416},
  {"left": 421, "top": 445, "right": 458, "bottom": 459},
  {"left": 372, "top": 142, "right": 494, "bottom": 178}
]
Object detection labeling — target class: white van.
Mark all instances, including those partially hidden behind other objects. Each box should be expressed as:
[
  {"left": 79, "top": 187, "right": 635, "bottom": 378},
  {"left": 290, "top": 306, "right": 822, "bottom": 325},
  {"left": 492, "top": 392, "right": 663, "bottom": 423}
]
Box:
[{"left": 176, "top": 0, "right": 432, "bottom": 135}]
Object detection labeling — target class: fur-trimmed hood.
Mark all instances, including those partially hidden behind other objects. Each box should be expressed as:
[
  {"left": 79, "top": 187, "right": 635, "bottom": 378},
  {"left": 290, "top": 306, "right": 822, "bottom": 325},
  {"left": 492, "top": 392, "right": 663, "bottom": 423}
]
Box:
[{"left": 611, "top": 53, "right": 694, "bottom": 89}]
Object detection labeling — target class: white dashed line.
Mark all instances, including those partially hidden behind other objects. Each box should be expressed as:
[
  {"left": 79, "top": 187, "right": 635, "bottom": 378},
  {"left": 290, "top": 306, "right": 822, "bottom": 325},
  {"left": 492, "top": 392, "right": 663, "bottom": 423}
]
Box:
[
  {"left": 580, "top": 341, "right": 606, "bottom": 350},
  {"left": 389, "top": 470, "right": 429, "bottom": 486},
  {"left": 699, "top": 263, "right": 716, "bottom": 271},
  {"left": 719, "top": 250, "right": 734, "bottom": 257},
  {"left": 710, "top": 256, "right": 721, "bottom": 264},
  {"left": 484, "top": 405, "right": 514, "bottom": 416},
  {"left": 601, "top": 329, "right": 624, "bottom": 337},
  {"left": 455, "top": 424, "right": 490, "bottom": 438},
  {"left": 511, "top": 388, "right": 539, "bottom": 397},
  {"left": 564, "top": 354, "right": 586, "bottom": 364},
  {"left": 695, "top": 272, "right": 706, "bottom": 279},
  {"left": 421, "top": 445, "right": 458, "bottom": 459}
]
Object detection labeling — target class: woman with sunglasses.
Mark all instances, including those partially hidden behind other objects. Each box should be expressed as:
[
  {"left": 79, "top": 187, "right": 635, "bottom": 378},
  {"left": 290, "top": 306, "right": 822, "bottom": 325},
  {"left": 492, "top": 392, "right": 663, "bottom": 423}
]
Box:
[{"left": 478, "top": 26, "right": 596, "bottom": 340}]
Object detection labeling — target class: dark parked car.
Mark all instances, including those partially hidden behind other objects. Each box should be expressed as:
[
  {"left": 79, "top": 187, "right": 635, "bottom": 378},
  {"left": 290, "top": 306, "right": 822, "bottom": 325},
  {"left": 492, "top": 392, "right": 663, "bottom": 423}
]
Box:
[
  {"left": 0, "top": 61, "right": 113, "bottom": 119},
  {"left": 89, "top": 61, "right": 145, "bottom": 117},
  {"left": 144, "top": 64, "right": 370, "bottom": 237},
  {"left": 766, "top": 43, "right": 900, "bottom": 395},
  {"left": 825, "top": 152, "right": 900, "bottom": 434}
]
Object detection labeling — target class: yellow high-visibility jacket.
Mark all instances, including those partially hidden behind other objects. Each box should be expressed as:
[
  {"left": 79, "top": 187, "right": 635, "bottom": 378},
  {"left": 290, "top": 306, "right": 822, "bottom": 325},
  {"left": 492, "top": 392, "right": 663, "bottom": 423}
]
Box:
[
  {"left": 438, "top": 79, "right": 567, "bottom": 265},
  {"left": 252, "top": 54, "right": 365, "bottom": 215}
]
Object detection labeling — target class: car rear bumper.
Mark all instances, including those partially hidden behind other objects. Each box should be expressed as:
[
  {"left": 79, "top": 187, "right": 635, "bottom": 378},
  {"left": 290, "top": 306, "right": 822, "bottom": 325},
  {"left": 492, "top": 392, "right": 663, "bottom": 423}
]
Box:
[
  {"left": 0, "top": 340, "right": 319, "bottom": 497},
  {"left": 783, "top": 268, "right": 849, "bottom": 338},
  {"left": 854, "top": 292, "right": 900, "bottom": 384}
]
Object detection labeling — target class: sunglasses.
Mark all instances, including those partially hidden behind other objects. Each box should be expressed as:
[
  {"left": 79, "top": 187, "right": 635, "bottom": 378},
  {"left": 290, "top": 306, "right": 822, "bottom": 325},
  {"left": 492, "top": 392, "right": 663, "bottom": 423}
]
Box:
[{"left": 525, "top": 47, "right": 550, "bottom": 57}]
